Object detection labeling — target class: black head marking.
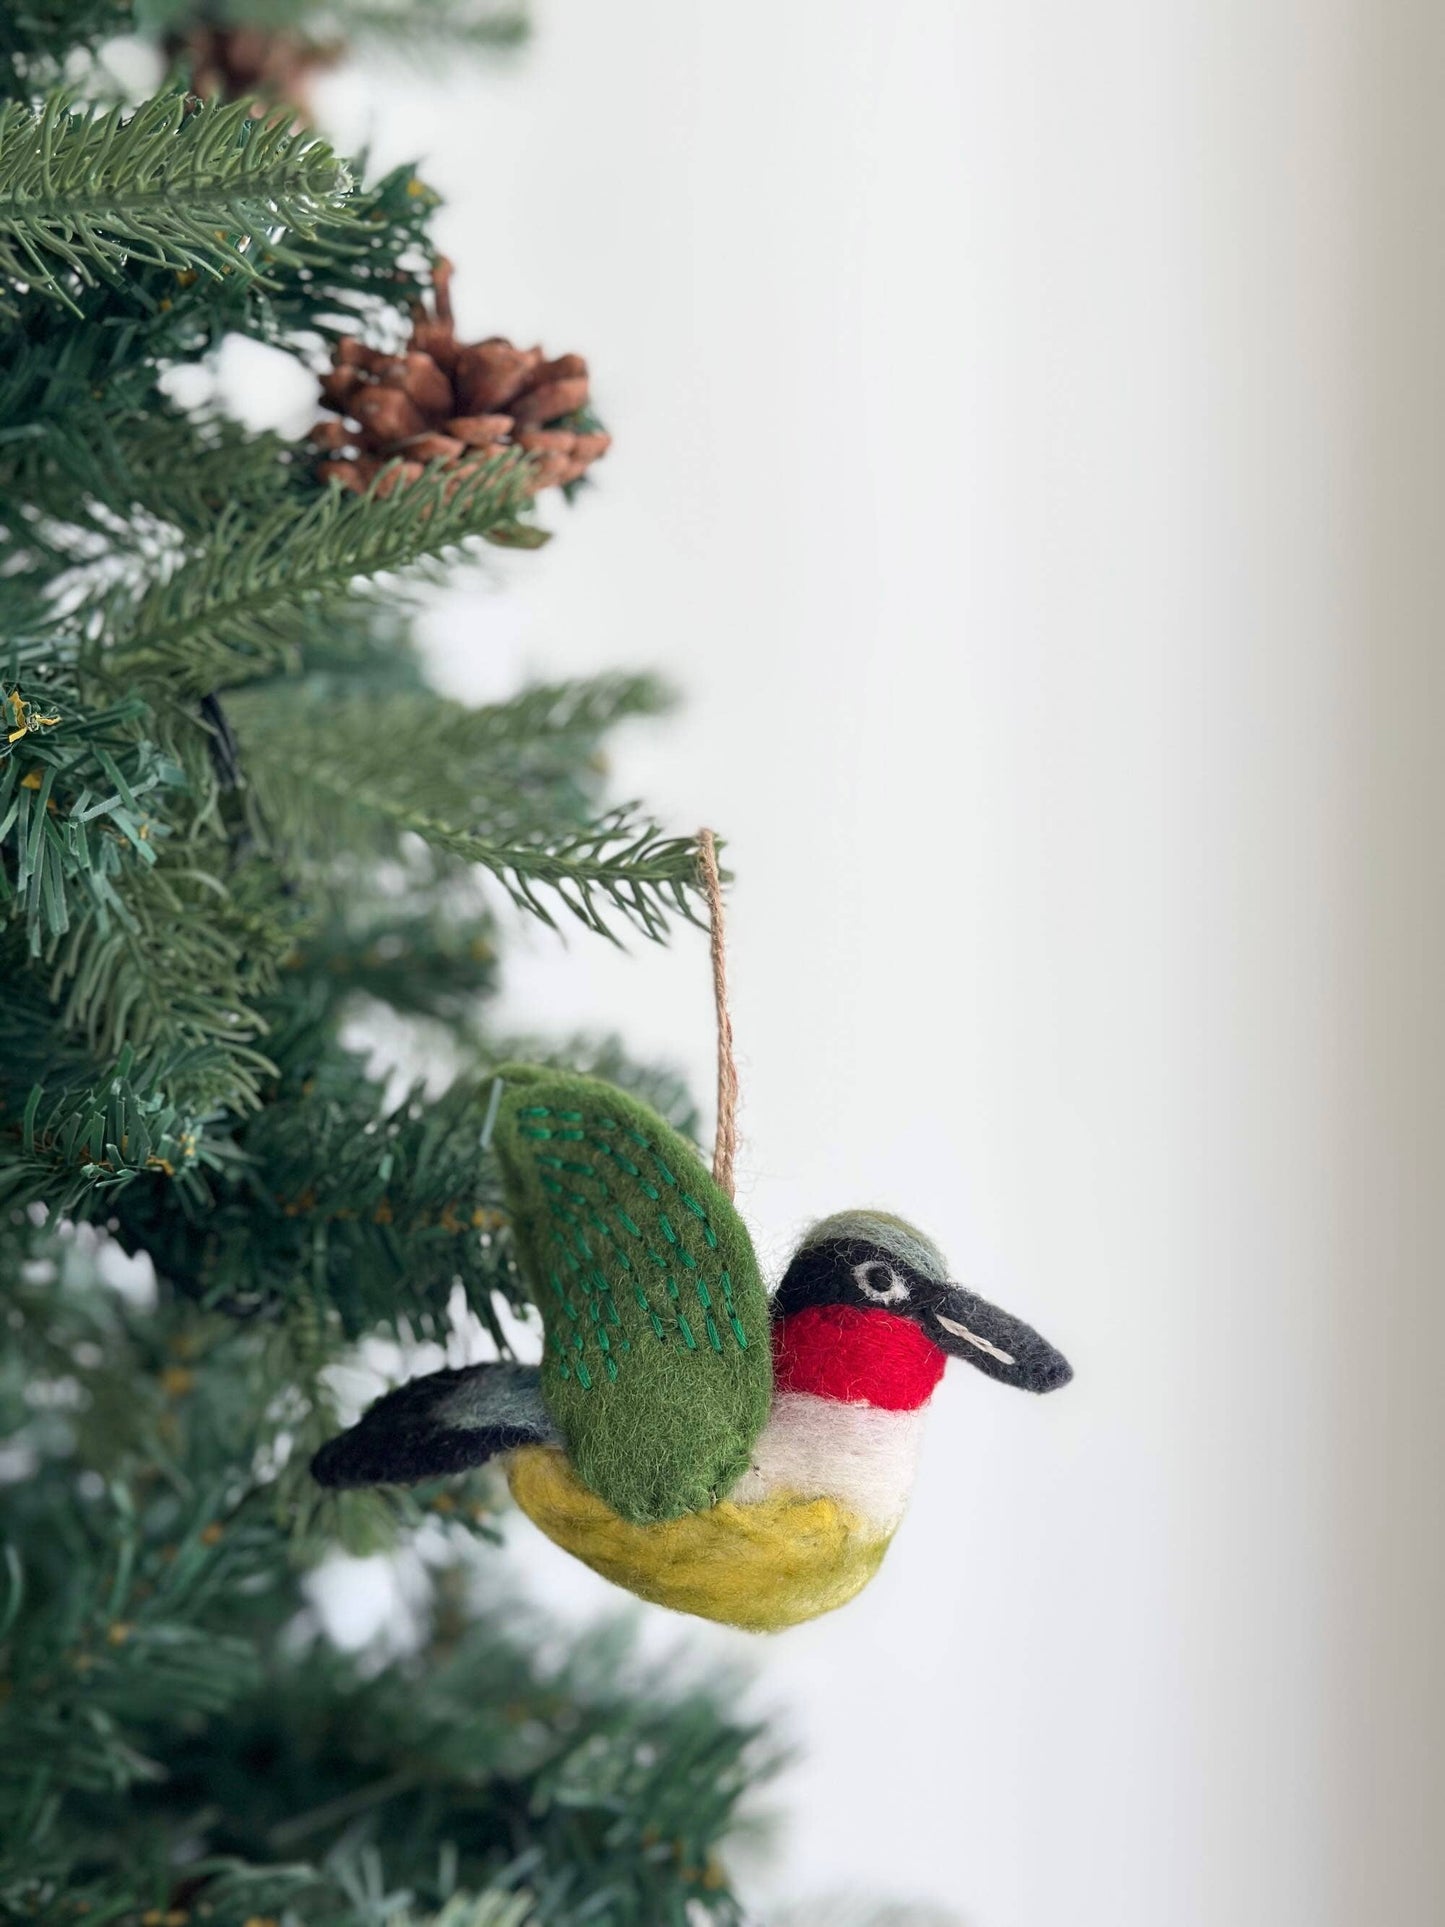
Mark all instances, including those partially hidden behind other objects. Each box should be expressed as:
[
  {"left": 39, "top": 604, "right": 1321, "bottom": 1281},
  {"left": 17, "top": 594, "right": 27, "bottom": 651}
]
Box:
[
  {"left": 773, "top": 1236, "right": 924, "bottom": 1321},
  {"left": 774, "top": 1233, "right": 1073, "bottom": 1395}
]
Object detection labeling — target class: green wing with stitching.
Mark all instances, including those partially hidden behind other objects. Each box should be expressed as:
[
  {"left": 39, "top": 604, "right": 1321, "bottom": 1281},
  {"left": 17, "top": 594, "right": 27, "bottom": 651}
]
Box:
[{"left": 491, "top": 1063, "right": 771, "bottom": 1524}]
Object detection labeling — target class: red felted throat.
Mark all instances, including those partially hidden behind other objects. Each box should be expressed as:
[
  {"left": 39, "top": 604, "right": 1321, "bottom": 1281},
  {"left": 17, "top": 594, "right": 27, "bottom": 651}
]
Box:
[{"left": 772, "top": 1304, "right": 946, "bottom": 1411}]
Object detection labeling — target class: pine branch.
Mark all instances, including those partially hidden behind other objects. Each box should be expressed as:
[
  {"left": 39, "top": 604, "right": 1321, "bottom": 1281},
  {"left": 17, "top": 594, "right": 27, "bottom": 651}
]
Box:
[
  {"left": 109, "top": 411, "right": 301, "bottom": 530},
  {"left": 138, "top": 0, "right": 529, "bottom": 57},
  {"left": 0, "top": 302, "right": 170, "bottom": 523},
  {"left": 92, "top": 990, "right": 706, "bottom": 1339},
  {"left": 0, "top": 1035, "right": 243, "bottom": 1214},
  {"left": 0, "top": 19, "right": 763, "bottom": 1925},
  {"left": 0, "top": 156, "right": 437, "bottom": 419},
  {"left": 445, "top": 810, "right": 703, "bottom": 941},
  {"left": 1, "top": 1301, "right": 767, "bottom": 1915},
  {"left": 220, "top": 675, "right": 693, "bottom": 940},
  {"left": 15, "top": 844, "right": 293, "bottom": 1127},
  {"left": 283, "top": 591, "right": 431, "bottom": 694},
  {"left": 286, "top": 898, "right": 501, "bottom": 1024},
  {"left": 114, "top": 1050, "right": 523, "bottom": 1340},
  {"left": 0, "top": 91, "right": 352, "bottom": 316},
  {"left": 0, "top": 3, "right": 133, "bottom": 98},
  {"left": 0, "top": 666, "right": 189, "bottom": 949},
  {"left": 337, "top": 0, "right": 530, "bottom": 54},
  {"left": 229, "top": 670, "right": 671, "bottom": 845},
  {"left": 0, "top": 395, "right": 302, "bottom": 539},
  {"left": 214, "top": 157, "right": 442, "bottom": 341},
  {"left": 110, "top": 460, "right": 540, "bottom": 694},
  {"left": 234, "top": 671, "right": 671, "bottom": 778}
]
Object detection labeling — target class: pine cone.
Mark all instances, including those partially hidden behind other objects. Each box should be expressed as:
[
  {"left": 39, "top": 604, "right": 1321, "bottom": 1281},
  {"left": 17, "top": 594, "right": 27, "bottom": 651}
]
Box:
[
  {"left": 310, "top": 260, "right": 611, "bottom": 499},
  {"left": 167, "top": 25, "right": 342, "bottom": 118}
]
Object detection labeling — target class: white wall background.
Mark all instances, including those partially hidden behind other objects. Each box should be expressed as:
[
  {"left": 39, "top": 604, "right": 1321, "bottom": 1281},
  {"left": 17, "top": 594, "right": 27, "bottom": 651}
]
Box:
[{"left": 299, "top": 5, "right": 1444, "bottom": 1923}]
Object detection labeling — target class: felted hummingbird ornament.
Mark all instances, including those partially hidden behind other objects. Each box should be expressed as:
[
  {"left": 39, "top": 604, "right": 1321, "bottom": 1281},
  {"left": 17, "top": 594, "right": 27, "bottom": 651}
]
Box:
[{"left": 313, "top": 837, "right": 1072, "bottom": 1631}]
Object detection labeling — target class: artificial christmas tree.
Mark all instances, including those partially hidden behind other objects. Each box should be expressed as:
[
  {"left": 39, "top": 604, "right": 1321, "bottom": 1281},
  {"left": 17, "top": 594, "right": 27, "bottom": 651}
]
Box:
[{"left": 0, "top": 9, "right": 766, "bottom": 1921}]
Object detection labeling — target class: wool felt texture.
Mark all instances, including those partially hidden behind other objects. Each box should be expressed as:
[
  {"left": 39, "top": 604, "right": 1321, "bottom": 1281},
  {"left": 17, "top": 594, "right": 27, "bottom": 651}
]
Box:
[
  {"left": 311, "top": 1362, "right": 556, "bottom": 1489},
  {"left": 491, "top": 1065, "right": 772, "bottom": 1525},
  {"left": 774, "top": 1219, "right": 1073, "bottom": 1395},
  {"left": 728, "top": 1390, "right": 926, "bottom": 1533},
  {"left": 507, "top": 1444, "right": 892, "bottom": 1633},
  {"left": 798, "top": 1210, "right": 951, "bottom": 1283},
  {"left": 773, "top": 1304, "right": 947, "bottom": 1410}
]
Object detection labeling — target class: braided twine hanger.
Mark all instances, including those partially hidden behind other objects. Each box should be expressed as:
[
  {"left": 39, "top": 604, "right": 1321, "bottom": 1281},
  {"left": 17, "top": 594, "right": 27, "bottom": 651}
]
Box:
[{"left": 695, "top": 829, "right": 738, "bottom": 1202}]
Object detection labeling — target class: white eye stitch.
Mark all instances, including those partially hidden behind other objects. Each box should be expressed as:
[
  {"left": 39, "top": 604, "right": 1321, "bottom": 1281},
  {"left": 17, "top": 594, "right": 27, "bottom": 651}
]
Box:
[{"left": 852, "top": 1260, "right": 910, "bottom": 1305}]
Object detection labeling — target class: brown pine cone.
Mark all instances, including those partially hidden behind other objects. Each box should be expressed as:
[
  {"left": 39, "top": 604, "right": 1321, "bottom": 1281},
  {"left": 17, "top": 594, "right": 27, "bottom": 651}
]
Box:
[
  {"left": 166, "top": 25, "right": 341, "bottom": 119},
  {"left": 310, "top": 259, "right": 611, "bottom": 499}
]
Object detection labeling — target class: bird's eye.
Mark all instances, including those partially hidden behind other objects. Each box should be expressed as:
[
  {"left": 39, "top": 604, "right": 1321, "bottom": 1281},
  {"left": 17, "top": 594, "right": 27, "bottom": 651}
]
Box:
[{"left": 852, "top": 1260, "right": 909, "bottom": 1305}]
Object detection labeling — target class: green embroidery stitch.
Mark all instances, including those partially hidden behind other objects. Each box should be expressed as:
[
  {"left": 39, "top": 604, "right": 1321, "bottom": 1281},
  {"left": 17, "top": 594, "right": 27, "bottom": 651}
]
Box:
[
  {"left": 542, "top": 1139, "right": 743, "bottom": 1377},
  {"left": 492, "top": 1064, "right": 771, "bottom": 1523},
  {"left": 546, "top": 1183, "right": 666, "bottom": 1360}
]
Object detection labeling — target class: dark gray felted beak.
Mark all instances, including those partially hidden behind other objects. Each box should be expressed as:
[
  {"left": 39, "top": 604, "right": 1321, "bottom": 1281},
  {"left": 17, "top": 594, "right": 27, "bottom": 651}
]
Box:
[{"left": 916, "top": 1281, "right": 1073, "bottom": 1393}]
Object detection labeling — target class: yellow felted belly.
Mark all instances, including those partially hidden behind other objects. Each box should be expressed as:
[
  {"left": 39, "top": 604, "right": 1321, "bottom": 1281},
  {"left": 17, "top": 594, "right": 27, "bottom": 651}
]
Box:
[{"left": 507, "top": 1445, "right": 893, "bottom": 1633}]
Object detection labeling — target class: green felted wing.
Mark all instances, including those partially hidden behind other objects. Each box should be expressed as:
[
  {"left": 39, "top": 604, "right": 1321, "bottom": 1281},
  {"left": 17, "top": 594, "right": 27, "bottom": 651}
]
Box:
[{"left": 491, "top": 1064, "right": 771, "bottom": 1524}]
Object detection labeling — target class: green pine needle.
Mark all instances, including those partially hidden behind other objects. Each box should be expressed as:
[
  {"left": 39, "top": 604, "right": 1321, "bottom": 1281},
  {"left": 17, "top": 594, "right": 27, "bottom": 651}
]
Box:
[
  {"left": 2, "top": 1044, "right": 223, "bottom": 1214},
  {"left": 235, "top": 678, "right": 705, "bottom": 940},
  {"left": 0, "top": 91, "right": 352, "bottom": 316},
  {"left": 111, "top": 461, "right": 540, "bottom": 694},
  {"left": 227, "top": 674, "right": 693, "bottom": 938},
  {"left": 441, "top": 810, "right": 702, "bottom": 942},
  {"left": 0, "top": 399, "right": 300, "bottom": 538},
  {"left": 0, "top": 3, "right": 133, "bottom": 98},
  {"left": 0, "top": 671, "right": 188, "bottom": 951}
]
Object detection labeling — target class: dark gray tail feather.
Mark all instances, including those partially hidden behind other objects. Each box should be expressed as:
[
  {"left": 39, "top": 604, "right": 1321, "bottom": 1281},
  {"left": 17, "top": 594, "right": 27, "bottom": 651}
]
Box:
[{"left": 311, "top": 1361, "right": 557, "bottom": 1490}]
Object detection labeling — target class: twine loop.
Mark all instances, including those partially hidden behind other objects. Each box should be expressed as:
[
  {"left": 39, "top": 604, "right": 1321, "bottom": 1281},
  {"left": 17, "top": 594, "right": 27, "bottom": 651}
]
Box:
[{"left": 696, "top": 829, "right": 738, "bottom": 1201}]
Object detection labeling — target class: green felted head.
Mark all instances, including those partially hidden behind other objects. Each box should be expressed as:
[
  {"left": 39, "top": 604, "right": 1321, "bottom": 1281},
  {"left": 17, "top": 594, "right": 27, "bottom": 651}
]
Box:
[
  {"left": 491, "top": 1064, "right": 772, "bottom": 1525},
  {"left": 796, "top": 1210, "right": 950, "bottom": 1283}
]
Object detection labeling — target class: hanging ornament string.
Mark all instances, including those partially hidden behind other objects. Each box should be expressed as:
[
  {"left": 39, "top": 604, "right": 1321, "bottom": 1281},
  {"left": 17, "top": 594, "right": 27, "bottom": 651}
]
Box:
[{"left": 696, "top": 829, "right": 738, "bottom": 1202}]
